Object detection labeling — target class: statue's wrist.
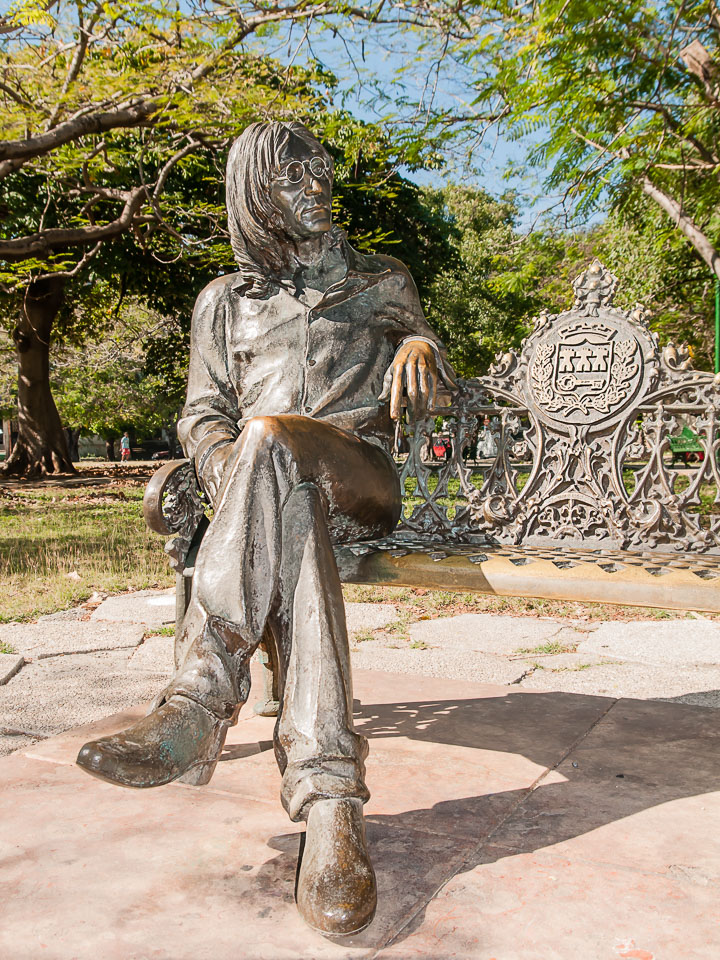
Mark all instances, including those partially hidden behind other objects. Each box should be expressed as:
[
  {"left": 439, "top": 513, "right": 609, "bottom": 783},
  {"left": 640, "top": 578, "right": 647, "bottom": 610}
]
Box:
[{"left": 197, "top": 441, "right": 235, "bottom": 505}]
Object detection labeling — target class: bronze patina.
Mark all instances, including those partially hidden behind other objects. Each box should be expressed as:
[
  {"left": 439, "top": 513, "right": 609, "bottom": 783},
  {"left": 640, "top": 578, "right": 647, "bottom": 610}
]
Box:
[{"left": 76, "top": 121, "right": 454, "bottom": 937}]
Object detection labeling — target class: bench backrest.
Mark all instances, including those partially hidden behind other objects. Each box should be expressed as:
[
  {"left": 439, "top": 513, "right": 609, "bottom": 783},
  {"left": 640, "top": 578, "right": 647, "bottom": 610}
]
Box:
[{"left": 398, "top": 260, "right": 720, "bottom": 555}]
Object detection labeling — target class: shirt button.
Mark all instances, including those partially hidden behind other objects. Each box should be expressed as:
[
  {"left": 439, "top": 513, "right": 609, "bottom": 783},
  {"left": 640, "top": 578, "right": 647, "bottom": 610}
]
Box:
[
  {"left": 304, "top": 405, "right": 312, "bottom": 413},
  {"left": 308, "top": 358, "right": 316, "bottom": 367}
]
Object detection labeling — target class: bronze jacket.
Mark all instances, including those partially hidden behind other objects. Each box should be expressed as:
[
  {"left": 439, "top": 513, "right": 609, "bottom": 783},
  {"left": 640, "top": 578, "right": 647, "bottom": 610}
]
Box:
[{"left": 177, "top": 237, "right": 450, "bottom": 499}]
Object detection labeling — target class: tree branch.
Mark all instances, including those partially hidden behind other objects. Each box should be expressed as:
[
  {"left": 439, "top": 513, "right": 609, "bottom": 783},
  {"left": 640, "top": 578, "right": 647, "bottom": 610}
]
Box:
[
  {"left": 0, "top": 79, "right": 41, "bottom": 113},
  {"left": 1, "top": 135, "right": 203, "bottom": 260},
  {"left": 0, "top": 3, "right": 333, "bottom": 176},
  {"left": 626, "top": 99, "right": 719, "bottom": 166},
  {"left": 33, "top": 240, "right": 104, "bottom": 283},
  {"left": 46, "top": 5, "right": 100, "bottom": 129},
  {"left": 152, "top": 138, "right": 202, "bottom": 201},
  {"left": 0, "top": 100, "right": 157, "bottom": 167},
  {"left": 0, "top": 186, "right": 147, "bottom": 259},
  {"left": 641, "top": 175, "right": 720, "bottom": 280},
  {"left": 0, "top": 0, "right": 468, "bottom": 180}
]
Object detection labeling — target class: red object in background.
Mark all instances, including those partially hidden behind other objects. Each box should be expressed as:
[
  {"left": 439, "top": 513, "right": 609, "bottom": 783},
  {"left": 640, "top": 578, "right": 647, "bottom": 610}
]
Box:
[{"left": 432, "top": 438, "right": 451, "bottom": 460}]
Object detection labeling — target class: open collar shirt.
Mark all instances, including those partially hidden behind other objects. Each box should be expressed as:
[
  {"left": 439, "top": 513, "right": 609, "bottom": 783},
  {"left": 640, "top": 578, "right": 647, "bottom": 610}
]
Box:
[{"left": 177, "top": 238, "right": 450, "bottom": 497}]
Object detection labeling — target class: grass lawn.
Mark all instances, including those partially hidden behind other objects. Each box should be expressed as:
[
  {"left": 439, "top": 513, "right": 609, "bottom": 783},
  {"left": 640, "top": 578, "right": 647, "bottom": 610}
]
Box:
[
  {"left": 0, "top": 463, "right": 709, "bottom": 624},
  {"left": 0, "top": 471, "right": 173, "bottom": 623}
]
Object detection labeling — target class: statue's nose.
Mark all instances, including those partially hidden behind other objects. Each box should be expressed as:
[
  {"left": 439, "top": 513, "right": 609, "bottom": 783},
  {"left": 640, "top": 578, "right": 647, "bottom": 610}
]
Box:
[{"left": 305, "top": 176, "right": 323, "bottom": 195}]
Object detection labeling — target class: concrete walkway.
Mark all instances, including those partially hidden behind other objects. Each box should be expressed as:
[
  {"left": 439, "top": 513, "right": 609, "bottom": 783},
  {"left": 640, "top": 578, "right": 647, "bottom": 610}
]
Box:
[
  {"left": 2, "top": 589, "right": 719, "bottom": 756},
  {"left": 1, "top": 591, "right": 719, "bottom": 958}
]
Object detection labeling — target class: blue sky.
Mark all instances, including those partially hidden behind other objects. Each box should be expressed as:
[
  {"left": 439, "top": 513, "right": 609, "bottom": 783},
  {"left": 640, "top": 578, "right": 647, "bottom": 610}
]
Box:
[{"left": 257, "top": 17, "right": 585, "bottom": 230}]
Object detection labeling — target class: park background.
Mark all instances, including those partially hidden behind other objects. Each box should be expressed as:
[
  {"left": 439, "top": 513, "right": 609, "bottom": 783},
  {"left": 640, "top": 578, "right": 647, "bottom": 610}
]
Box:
[{"left": 1, "top": 0, "right": 719, "bottom": 622}]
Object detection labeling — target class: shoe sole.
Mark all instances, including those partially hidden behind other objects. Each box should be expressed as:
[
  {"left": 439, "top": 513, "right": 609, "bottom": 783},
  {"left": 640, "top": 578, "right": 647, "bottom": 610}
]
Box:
[{"left": 300, "top": 913, "right": 376, "bottom": 939}]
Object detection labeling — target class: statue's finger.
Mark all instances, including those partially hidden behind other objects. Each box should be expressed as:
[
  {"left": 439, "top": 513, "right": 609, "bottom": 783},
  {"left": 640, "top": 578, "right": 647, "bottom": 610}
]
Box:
[
  {"left": 390, "top": 369, "right": 403, "bottom": 421},
  {"left": 406, "top": 358, "right": 418, "bottom": 419},
  {"left": 421, "top": 367, "right": 435, "bottom": 414},
  {"left": 416, "top": 364, "right": 430, "bottom": 419}
]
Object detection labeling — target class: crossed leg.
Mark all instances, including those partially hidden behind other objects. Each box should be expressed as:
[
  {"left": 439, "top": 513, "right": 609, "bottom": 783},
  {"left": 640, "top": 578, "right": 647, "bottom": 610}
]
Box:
[
  {"left": 77, "top": 415, "right": 401, "bottom": 934},
  {"left": 166, "top": 415, "right": 401, "bottom": 814}
]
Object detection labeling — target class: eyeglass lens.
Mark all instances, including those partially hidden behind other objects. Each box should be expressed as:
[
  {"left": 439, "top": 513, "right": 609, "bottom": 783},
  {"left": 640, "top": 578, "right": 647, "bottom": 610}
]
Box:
[{"left": 282, "top": 158, "right": 328, "bottom": 183}]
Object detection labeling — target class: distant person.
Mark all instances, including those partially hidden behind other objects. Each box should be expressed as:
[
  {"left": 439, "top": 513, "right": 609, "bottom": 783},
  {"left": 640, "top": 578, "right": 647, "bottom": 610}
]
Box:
[
  {"left": 477, "top": 415, "right": 498, "bottom": 459},
  {"left": 120, "top": 432, "right": 131, "bottom": 462},
  {"left": 432, "top": 436, "right": 451, "bottom": 461}
]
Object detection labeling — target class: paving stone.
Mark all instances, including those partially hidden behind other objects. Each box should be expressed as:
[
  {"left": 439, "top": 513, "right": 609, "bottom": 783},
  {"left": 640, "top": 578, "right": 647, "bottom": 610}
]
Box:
[
  {"left": 126, "top": 633, "right": 175, "bottom": 674},
  {"left": 374, "top": 694, "right": 720, "bottom": 960},
  {"left": 0, "top": 671, "right": 612, "bottom": 960},
  {"left": 520, "top": 660, "right": 720, "bottom": 704},
  {"left": 352, "top": 640, "right": 535, "bottom": 685},
  {"left": 344, "top": 602, "right": 398, "bottom": 636},
  {"left": 0, "top": 621, "right": 145, "bottom": 659},
  {"left": 2, "top": 671, "right": 716, "bottom": 960},
  {"left": 37, "top": 607, "right": 86, "bottom": 623},
  {"left": 0, "top": 733, "right": 41, "bottom": 758},
  {"left": 0, "top": 653, "right": 24, "bottom": 685},
  {"left": 377, "top": 846, "right": 718, "bottom": 960},
  {"left": 0, "top": 650, "right": 167, "bottom": 737},
  {"left": 525, "top": 651, "right": 608, "bottom": 670},
  {"left": 663, "top": 689, "right": 720, "bottom": 708},
  {"left": 408, "top": 612, "right": 587, "bottom": 655},
  {"left": 91, "top": 589, "right": 175, "bottom": 626},
  {"left": 578, "top": 619, "right": 720, "bottom": 666}
]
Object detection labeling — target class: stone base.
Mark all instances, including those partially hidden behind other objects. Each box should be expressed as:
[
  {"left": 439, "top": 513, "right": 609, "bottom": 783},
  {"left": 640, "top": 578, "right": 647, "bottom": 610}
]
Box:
[{"left": 1, "top": 668, "right": 717, "bottom": 959}]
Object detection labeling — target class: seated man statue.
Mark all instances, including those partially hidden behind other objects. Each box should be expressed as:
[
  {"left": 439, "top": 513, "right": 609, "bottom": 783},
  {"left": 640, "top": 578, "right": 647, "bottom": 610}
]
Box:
[{"left": 76, "top": 121, "right": 454, "bottom": 937}]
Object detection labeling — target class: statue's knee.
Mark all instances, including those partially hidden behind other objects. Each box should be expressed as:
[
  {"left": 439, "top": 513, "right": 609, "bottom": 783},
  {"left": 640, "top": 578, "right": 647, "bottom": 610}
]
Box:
[{"left": 243, "top": 415, "right": 290, "bottom": 450}]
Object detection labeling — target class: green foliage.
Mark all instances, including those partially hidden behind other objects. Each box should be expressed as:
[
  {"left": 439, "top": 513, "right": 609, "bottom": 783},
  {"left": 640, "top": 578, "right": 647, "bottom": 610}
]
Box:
[
  {"left": 440, "top": 0, "right": 720, "bottom": 274},
  {"left": 421, "top": 187, "right": 580, "bottom": 375},
  {"left": 50, "top": 301, "right": 186, "bottom": 439},
  {"left": 592, "top": 203, "right": 718, "bottom": 369},
  {"left": 401, "top": 183, "right": 718, "bottom": 376}
]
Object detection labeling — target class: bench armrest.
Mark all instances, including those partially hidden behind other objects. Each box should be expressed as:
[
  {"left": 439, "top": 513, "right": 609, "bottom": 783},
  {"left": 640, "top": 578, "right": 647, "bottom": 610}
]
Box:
[{"left": 143, "top": 459, "right": 207, "bottom": 570}]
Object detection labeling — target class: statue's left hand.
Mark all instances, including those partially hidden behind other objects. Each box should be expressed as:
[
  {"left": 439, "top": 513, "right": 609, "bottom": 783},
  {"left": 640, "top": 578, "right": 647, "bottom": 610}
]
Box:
[{"left": 380, "top": 339, "right": 438, "bottom": 421}]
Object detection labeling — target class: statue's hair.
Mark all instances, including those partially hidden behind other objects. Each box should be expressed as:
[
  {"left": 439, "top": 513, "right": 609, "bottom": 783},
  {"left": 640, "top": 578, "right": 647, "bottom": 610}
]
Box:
[{"left": 226, "top": 121, "right": 339, "bottom": 298}]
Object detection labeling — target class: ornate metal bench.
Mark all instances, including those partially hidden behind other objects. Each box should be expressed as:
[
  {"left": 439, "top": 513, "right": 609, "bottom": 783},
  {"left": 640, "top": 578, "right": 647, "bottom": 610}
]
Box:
[{"left": 144, "top": 261, "right": 720, "bottom": 715}]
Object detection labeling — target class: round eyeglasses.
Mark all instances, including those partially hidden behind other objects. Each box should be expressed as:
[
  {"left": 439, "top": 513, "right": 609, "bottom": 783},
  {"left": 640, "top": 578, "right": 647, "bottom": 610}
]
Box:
[{"left": 273, "top": 157, "right": 331, "bottom": 184}]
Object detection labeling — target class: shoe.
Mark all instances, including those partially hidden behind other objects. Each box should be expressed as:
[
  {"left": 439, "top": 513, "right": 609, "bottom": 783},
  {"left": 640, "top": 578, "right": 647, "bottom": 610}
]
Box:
[
  {"left": 296, "top": 798, "right": 377, "bottom": 937},
  {"left": 76, "top": 695, "right": 229, "bottom": 788}
]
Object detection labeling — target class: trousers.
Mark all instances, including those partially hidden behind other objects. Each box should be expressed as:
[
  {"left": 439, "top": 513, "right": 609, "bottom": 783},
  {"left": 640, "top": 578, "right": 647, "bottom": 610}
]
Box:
[{"left": 160, "top": 415, "right": 401, "bottom": 821}]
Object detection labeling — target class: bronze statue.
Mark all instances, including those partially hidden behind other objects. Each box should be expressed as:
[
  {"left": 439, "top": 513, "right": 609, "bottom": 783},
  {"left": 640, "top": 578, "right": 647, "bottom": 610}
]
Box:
[{"left": 76, "top": 121, "right": 454, "bottom": 937}]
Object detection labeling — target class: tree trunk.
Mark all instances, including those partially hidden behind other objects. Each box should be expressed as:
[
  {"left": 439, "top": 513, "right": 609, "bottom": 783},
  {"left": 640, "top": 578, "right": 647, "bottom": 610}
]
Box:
[
  {"left": 64, "top": 426, "right": 81, "bottom": 462},
  {"left": 105, "top": 438, "right": 116, "bottom": 461},
  {"left": 641, "top": 176, "right": 720, "bottom": 280},
  {"left": 1, "top": 276, "right": 76, "bottom": 477}
]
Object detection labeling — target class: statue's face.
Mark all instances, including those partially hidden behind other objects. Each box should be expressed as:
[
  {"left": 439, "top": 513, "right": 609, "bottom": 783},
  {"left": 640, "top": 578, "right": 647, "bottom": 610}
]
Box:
[{"left": 270, "top": 133, "right": 332, "bottom": 239}]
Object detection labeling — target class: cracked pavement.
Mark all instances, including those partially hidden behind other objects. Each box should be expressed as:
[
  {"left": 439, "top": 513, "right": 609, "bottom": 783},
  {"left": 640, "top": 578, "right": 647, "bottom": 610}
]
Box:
[{"left": 2, "top": 589, "right": 720, "bottom": 758}]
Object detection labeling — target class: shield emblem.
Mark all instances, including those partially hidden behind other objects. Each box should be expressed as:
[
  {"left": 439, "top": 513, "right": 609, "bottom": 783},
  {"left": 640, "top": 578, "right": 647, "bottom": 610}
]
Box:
[{"left": 554, "top": 340, "right": 613, "bottom": 398}]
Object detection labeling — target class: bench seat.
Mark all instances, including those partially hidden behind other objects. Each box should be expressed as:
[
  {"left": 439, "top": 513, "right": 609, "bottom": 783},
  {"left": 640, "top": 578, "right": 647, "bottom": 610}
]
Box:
[{"left": 334, "top": 537, "right": 720, "bottom": 614}]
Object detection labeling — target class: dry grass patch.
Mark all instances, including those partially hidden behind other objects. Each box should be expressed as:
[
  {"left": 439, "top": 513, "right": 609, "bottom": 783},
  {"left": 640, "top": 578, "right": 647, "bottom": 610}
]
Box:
[
  {"left": 342, "top": 583, "right": 710, "bottom": 622},
  {"left": 0, "top": 479, "right": 172, "bottom": 622}
]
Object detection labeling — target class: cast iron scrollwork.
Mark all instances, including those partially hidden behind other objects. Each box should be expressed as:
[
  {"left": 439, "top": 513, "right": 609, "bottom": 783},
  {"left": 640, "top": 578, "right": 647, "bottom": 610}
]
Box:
[{"left": 396, "top": 260, "right": 720, "bottom": 554}]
